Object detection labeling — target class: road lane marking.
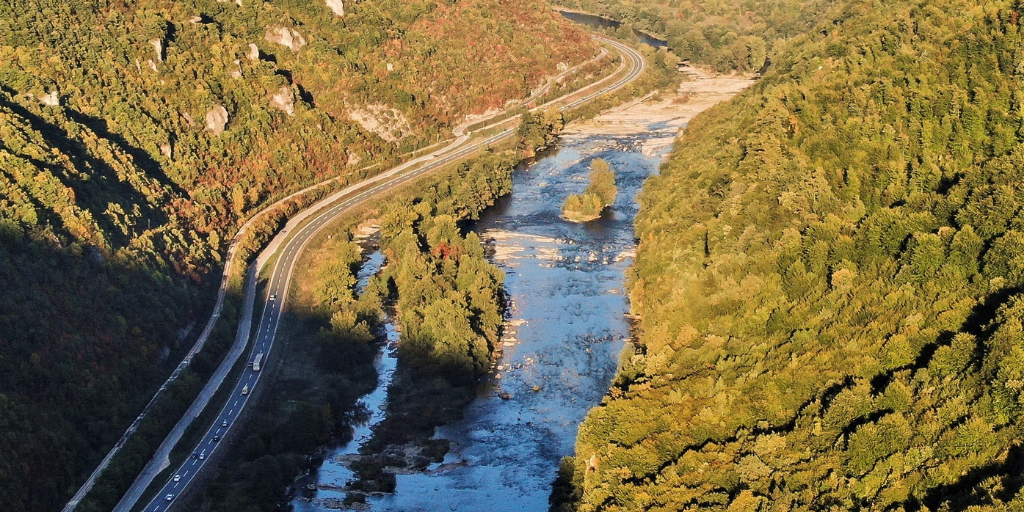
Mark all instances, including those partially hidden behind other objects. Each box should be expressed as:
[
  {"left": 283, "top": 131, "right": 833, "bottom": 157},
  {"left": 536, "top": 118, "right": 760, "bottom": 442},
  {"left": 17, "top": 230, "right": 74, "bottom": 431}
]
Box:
[{"left": 136, "top": 39, "right": 642, "bottom": 512}]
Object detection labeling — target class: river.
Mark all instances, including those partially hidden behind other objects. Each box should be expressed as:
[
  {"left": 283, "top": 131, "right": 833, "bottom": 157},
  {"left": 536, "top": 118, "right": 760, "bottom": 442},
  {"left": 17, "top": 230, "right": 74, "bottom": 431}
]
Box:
[
  {"left": 289, "top": 119, "right": 678, "bottom": 510},
  {"left": 558, "top": 10, "right": 668, "bottom": 48}
]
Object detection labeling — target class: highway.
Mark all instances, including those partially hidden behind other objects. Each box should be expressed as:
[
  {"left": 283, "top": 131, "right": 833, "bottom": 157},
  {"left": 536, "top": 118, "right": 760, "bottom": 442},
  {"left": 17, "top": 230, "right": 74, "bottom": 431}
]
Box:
[{"left": 136, "top": 35, "right": 644, "bottom": 512}]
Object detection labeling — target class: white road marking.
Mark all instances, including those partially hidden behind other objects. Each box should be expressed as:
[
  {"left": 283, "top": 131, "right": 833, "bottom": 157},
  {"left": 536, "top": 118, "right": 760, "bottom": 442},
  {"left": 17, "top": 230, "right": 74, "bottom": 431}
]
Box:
[{"left": 140, "top": 37, "right": 643, "bottom": 512}]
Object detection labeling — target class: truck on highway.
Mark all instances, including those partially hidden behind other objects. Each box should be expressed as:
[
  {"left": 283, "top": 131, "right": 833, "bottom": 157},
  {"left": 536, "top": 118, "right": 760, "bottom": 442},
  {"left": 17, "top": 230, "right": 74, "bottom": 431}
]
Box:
[{"left": 252, "top": 352, "right": 264, "bottom": 372}]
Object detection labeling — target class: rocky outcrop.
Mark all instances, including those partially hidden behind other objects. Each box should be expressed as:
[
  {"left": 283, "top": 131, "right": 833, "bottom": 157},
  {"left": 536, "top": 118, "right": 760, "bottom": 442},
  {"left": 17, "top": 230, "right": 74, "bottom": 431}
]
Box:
[
  {"left": 205, "top": 105, "right": 229, "bottom": 135},
  {"left": 326, "top": 0, "right": 344, "bottom": 16},
  {"left": 347, "top": 104, "right": 412, "bottom": 142},
  {"left": 160, "top": 143, "right": 172, "bottom": 159},
  {"left": 150, "top": 38, "right": 163, "bottom": 62},
  {"left": 270, "top": 86, "right": 295, "bottom": 116},
  {"left": 247, "top": 43, "right": 260, "bottom": 61},
  {"left": 217, "top": 0, "right": 242, "bottom": 6},
  {"left": 264, "top": 26, "right": 306, "bottom": 52},
  {"left": 39, "top": 91, "right": 60, "bottom": 106}
]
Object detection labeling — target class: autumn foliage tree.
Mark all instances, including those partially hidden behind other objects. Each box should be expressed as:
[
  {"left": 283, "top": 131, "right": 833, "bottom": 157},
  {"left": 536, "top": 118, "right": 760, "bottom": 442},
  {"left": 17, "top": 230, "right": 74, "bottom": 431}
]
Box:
[
  {"left": 562, "top": 158, "right": 617, "bottom": 222},
  {"left": 564, "top": 0, "right": 1024, "bottom": 510}
]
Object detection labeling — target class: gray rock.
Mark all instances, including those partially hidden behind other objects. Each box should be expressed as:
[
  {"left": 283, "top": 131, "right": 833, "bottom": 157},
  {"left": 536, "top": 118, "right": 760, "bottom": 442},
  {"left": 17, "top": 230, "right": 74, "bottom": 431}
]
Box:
[
  {"left": 270, "top": 86, "right": 295, "bottom": 116},
  {"left": 264, "top": 26, "right": 306, "bottom": 52},
  {"left": 205, "top": 105, "right": 229, "bottom": 135},
  {"left": 39, "top": 91, "right": 59, "bottom": 106},
  {"left": 326, "top": 0, "right": 344, "bottom": 16},
  {"left": 150, "top": 38, "right": 163, "bottom": 62}
]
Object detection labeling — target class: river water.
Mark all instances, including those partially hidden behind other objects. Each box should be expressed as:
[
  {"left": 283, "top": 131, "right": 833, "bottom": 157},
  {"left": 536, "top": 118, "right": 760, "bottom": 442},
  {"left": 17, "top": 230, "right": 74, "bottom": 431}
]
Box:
[
  {"left": 558, "top": 10, "right": 668, "bottom": 48},
  {"left": 292, "top": 127, "right": 672, "bottom": 511}
]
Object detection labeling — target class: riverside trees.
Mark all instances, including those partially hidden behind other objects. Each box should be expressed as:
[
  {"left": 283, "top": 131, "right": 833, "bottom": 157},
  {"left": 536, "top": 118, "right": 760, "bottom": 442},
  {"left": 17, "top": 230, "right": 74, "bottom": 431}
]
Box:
[
  {"left": 563, "top": 0, "right": 1024, "bottom": 510},
  {"left": 558, "top": 0, "right": 841, "bottom": 73}
]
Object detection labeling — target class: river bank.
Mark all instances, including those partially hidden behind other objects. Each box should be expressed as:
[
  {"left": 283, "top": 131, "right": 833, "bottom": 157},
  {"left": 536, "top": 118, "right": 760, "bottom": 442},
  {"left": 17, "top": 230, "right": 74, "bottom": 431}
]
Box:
[
  {"left": 323, "top": 73, "right": 753, "bottom": 511},
  {"left": 564, "top": 69, "right": 755, "bottom": 139},
  {"left": 277, "top": 55, "right": 754, "bottom": 511}
]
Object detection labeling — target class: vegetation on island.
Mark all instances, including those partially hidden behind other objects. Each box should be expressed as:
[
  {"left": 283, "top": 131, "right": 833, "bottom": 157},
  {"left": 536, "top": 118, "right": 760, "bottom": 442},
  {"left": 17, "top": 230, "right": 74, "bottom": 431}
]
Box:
[
  {"left": 559, "top": 0, "right": 1024, "bottom": 510},
  {"left": 0, "top": 0, "right": 598, "bottom": 509},
  {"left": 563, "top": 158, "right": 618, "bottom": 222}
]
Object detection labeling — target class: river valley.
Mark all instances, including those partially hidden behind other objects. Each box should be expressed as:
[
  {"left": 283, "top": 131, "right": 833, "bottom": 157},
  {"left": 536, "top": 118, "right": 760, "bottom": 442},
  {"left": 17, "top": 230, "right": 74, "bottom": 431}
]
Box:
[{"left": 291, "top": 73, "right": 753, "bottom": 512}]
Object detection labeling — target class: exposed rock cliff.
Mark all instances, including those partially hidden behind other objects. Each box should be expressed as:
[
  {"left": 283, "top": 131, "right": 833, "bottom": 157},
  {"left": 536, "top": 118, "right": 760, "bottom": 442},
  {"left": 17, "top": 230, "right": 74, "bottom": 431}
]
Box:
[
  {"left": 270, "top": 86, "right": 295, "bottom": 116},
  {"left": 265, "top": 26, "right": 306, "bottom": 52},
  {"left": 205, "top": 105, "right": 229, "bottom": 135},
  {"left": 326, "top": 0, "right": 344, "bottom": 16}
]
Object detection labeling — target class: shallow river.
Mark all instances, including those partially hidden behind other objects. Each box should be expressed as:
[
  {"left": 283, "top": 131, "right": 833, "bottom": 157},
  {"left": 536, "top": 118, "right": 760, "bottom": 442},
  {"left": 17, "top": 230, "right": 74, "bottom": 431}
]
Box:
[{"left": 294, "top": 126, "right": 673, "bottom": 511}]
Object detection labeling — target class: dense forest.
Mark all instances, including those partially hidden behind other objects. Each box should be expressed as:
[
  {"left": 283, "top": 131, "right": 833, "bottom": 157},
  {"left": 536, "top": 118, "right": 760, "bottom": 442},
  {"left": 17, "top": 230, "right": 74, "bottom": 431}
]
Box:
[
  {"left": 557, "top": 0, "right": 842, "bottom": 72},
  {"left": 0, "top": 0, "right": 597, "bottom": 510},
  {"left": 562, "top": 0, "right": 1024, "bottom": 510}
]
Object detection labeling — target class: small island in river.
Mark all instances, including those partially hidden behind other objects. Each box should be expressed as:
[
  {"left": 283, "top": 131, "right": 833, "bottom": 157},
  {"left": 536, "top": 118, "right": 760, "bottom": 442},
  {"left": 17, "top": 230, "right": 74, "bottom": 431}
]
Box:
[{"left": 561, "top": 158, "right": 617, "bottom": 222}]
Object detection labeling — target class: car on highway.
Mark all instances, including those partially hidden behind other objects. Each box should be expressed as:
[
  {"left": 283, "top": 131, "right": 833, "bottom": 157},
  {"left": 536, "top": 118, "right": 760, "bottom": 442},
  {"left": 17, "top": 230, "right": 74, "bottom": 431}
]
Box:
[
  {"left": 199, "top": 450, "right": 205, "bottom": 460},
  {"left": 269, "top": 294, "right": 276, "bottom": 301},
  {"left": 212, "top": 436, "right": 220, "bottom": 442},
  {"left": 191, "top": 452, "right": 197, "bottom": 459},
  {"left": 222, "top": 420, "right": 228, "bottom": 427},
  {"left": 165, "top": 494, "right": 174, "bottom": 501},
  {"left": 173, "top": 474, "right": 180, "bottom": 482}
]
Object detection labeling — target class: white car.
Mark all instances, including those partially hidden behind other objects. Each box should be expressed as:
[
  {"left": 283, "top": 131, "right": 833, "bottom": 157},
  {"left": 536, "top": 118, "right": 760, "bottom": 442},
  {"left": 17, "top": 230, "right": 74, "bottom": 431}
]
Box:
[
  {"left": 165, "top": 494, "right": 174, "bottom": 501},
  {"left": 269, "top": 294, "right": 276, "bottom": 301},
  {"left": 222, "top": 420, "right": 228, "bottom": 427},
  {"left": 173, "top": 474, "right": 180, "bottom": 482}
]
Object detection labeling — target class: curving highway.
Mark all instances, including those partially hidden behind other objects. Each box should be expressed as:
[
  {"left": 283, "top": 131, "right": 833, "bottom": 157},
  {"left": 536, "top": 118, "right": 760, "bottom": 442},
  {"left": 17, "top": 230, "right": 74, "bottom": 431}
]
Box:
[{"left": 135, "top": 35, "right": 644, "bottom": 512}]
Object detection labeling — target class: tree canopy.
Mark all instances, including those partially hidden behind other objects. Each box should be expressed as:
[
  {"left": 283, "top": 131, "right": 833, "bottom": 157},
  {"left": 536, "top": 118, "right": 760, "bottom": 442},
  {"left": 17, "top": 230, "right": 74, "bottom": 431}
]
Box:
[
  {"left": 563, "top": 158, "right": 618, "bottom": 222},
  {"left": 0, "top": 0, "right": 596, "bottom": 509},
  {"left": 559, "top": 0, "right": 843, "bottom": 72},
  {"left": 564, "top": 0, "right": 1024, "bottom": 510}
]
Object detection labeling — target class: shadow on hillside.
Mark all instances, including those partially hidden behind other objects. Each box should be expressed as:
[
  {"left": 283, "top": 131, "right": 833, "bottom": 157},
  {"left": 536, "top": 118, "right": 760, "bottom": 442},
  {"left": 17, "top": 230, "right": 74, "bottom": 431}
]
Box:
[
  {"left": 0, "top": 84, "right": 181, "bottom": 248},
  {"left": 0, "top": 229, "right": 208, "bottom": 512}
]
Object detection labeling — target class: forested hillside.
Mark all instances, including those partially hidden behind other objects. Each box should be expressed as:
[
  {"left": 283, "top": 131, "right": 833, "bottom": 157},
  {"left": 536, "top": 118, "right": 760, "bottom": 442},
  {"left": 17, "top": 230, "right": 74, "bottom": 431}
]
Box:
[
  {"left": 0, "top": 1, "right": 596, "bottom": 510},
  {"left": 557, "top": 0, "right": 840, "bottom": 72},
  {"left": 567, "top": 0, "right": 1024, "bottom": 510}
]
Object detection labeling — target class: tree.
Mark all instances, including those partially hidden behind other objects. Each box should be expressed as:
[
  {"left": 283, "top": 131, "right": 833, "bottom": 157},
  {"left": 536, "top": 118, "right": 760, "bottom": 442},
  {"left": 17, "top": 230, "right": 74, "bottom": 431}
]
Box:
[{"left": 562, "top": 158, "right": 617, "bottom": 222}]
